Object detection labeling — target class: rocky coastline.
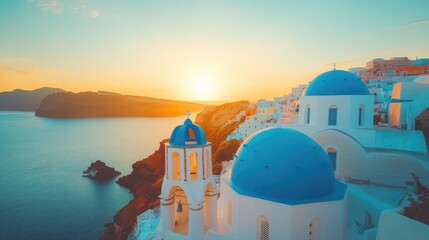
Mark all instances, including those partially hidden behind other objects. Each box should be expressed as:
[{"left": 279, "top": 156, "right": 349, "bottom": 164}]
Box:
[{"left": 100, "top": 101, "right": 249, "bottom": 240}]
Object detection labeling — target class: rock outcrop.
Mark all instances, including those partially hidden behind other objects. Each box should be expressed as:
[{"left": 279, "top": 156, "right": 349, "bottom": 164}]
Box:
[
  {"left": 35, "top": 91, "right": 208, "bottom": 118},
  {"left": 0, "top": 87, "right": 64, "bottom": 111},
  {"left": 101, "top": 101, "right": 249, "bottom": 240},
  {"left": 83, "top": 160, "right": 121, "bottom": 181}
]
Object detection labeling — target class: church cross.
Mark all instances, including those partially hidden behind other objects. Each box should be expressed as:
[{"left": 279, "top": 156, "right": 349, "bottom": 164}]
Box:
[{"left": 186, "top": 110, "right": 191, "bottom": 119}]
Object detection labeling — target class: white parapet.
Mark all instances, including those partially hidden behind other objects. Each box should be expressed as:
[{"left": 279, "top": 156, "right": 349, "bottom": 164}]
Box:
[{"left": 376, "top": 208, "right": 429, "bottom": 240}]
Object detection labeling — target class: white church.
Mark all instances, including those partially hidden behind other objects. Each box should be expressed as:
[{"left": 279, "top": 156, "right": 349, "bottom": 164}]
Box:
[
  {"left": 132, "top": 70, "right": 429, "bottom": 240},
  {"left": 157, "top": 118, "right": 346, "bottom": 240}
]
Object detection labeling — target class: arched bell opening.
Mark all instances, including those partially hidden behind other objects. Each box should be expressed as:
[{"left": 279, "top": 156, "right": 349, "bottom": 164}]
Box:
[
  {"left": 169, "top": 186, "right": 189, "bottom": 236},
  {"left": 190, "top": 152, "right": 199, "bottom": 180},
  {"left": 187, "top": 128, "right": 197, "bottom": 144},
  {"left": 171, "top": 152, "right": 181, "bottom": 180}
]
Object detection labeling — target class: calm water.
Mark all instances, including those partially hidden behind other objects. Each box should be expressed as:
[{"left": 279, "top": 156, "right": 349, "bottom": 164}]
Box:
[{"left": 0, "top": 111, "right": 189, "bottom": 240}]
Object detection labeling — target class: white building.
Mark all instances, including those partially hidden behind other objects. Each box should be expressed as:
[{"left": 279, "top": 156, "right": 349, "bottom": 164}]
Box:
[
  {"left": 389, "top": 75, "right": 429, "bottom": 131},
  {"left": 227, "top": 100, "right": 277, "bottom": 140},
  {"left": 158, "top": 118, "right": 218, "bottom": 240},
  {"left": 153, "top": 118, "right": 347, "bottom": 240}
]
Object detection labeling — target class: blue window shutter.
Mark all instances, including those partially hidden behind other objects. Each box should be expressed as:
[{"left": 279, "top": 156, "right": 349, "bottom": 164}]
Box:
[
  {"left": 307, "top": 108, "right": 311, "bottom": 124},
  {"left": 328, "top": 108, "right": 337, "bottom": 126},
  {"left": 359, "top": 108, "right": 363, "bottom": 126},
  {"left": 328, "top": 152, "right": 337, "bottom": 170}
]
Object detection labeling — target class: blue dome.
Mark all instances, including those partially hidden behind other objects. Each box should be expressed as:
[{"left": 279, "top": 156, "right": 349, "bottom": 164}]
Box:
[
  {"left": 169, "top": 119, "right": 207, "bottom": 147},
  {"left": 304, "top": 70, "right": 370, "bottom": 96},
  {"left": 231, "top": 128, "right": 346, "bottom": 205}
]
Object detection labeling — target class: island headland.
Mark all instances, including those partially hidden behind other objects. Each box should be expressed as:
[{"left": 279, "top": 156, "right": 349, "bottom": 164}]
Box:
[{"left": 35, "top": 91, "right": 209, "bottom": 118}]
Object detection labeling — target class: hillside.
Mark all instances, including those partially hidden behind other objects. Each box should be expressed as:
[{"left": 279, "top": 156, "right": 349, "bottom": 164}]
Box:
[
  {"left": 0, "top": 87, "right": 64, "bottom": 111},
  {"left": 101, "top": 100, "right": 249, "bottom": 240},
  {"left": 35, "top": 91, "right": 208, "bottom": 118}
]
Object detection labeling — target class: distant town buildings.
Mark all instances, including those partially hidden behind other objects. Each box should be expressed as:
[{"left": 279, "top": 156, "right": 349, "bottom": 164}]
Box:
[
  {"left": 131, "top": 57, "right": 429, "bottom": 240},
  {"left": 362, "top": 57, "right": 429, "bottom": 82},
  {"left": 227, "top": 56, "right": 429, "bottom": 148}
]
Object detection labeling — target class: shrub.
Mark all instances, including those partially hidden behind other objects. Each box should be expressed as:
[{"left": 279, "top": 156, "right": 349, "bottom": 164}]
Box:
[{"left": 403, "top": 173, "right": 429, "bottom": 225}]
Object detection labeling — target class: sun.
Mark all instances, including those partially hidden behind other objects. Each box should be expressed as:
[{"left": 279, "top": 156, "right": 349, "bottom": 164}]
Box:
[
  {"left": 196, "top": 81, "right": 209, "bottom": 94},
  {"left": 193, "top": 74, "right": 214, "bottom": 101}
]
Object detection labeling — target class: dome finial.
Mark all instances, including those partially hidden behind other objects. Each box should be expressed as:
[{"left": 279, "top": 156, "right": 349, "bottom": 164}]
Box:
[
  {"left": 186, "top": 110, "right": 191, "bottom": 119},
  {"left": 333, "top": 63, "right": 336, "bottom": 70}
]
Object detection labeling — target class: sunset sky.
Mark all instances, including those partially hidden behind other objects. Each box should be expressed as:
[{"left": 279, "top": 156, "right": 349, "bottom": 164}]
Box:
[{"left": 1, "top": 0, "right": 429, "bottom": 101}]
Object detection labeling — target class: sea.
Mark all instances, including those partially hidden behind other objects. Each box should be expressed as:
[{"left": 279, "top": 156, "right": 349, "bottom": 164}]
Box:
[{"left": 0, "top": 111, "right": 191, "bottom": 240}]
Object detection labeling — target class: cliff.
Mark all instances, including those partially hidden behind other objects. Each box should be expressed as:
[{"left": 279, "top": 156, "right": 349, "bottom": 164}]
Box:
[
  {"left": 101, "top": 100, "right": 249, "bottom": 240},
  {"left": 0, "top": 87, "right": 64, "bottom": 111},
  {"left": 82, "top": 160, "right": 121, "bottom": 181},
  {"left": 35, "top": 91, "right": 208, "bottom": 118}
]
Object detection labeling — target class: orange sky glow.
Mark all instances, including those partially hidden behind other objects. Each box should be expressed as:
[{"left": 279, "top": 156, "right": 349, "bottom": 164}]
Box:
[{"left": 1, "top": 1, "right": 429, "bottom": 102}]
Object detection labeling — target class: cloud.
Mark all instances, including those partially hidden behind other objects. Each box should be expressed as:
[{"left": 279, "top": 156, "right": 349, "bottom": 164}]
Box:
[
  {"left": 89, "top": 10, "right": 100, "bottom": 18},
  {"left": 0, "top": 63, "right": 29, "bottom": 75},
  {"left": 28, "top": 0, "right": 100, "bottom": 17},
  {"left": 0, "top": 58, "right": 72, "bottom": 92},
  {"left": 400, "top": 17, "right": 429, "bottom": 27}
]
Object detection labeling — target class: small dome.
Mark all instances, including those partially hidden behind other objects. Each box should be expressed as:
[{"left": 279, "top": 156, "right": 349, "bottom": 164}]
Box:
[
  {"left": 414, "top": 75, "right": 429, "bottom": 84},
  {"left": 304, "top": 70, "right": 370, "bottom": 96},
  {"left": 169, "top": 119, "right": 207, "bottom": 147},
  {"left": 231, "top": 128, "right": 346, "bottom": 205}
]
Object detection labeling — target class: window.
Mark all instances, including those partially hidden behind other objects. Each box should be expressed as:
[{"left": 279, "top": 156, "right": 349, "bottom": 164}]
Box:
[
  {"left": 328, "top": 105, "right": 337, "bottom": 126},
  {"left": 257, "top": 215, "right": 269, "bottom": 240},
  {"left": 358, "top": 104, "right": 365, "bottom": 126},
  {"left": 327, "top": 147, "right": 337, "bottom": 171},
  {"left": 188, "top": 128, "right": 195, "bottom": 139},
  {"left": 304, "top": 105, "right": 310, "bottom": 124},
  {"left": 228, "top": 200, "right": 232, "bottom": 225},
  {"left": 172, "top": 152, "right": 181, "bottom": 180},
  {"left": 190, "top": 152, "right": 198, "bottom": 180},
  {"left": 205, "top": 149, "right": 210, "bottom": 177}
]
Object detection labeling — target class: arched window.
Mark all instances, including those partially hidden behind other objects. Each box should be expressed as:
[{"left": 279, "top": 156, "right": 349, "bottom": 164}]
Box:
[
  {"left": 172, "top": 152, "right": 181, "bottom": 180},
  {"left": 188, "top": 128, "right": 195, "bottom": 138},
  {"left": 228, "top": 200, "right": 232, "bottom": 225},
  {"left": 257, "top": 215, "right": 269, "bottom": 240},
  {"left": 328, "top": 105, "right": 337, "bottom": 126},
  {"left": 187, "top": 128, "right": 196, "bottom": 144},
  {"left": 190, "top": 152, "right": 198, "bottom": 180},
  {"left": 327, "top": 147, "right": 337, "bottom": 171},
  {"left": 359, "top": 104, "right": 365, "bottom": 126},
  {"left": 205, "top": 149, "right": 211, "bottom": 177},
  {"left": 304, "top": 105, "right": 311, "bottom": 124}
]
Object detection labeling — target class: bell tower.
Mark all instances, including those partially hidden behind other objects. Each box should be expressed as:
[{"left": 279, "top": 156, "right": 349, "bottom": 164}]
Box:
[{"left": 159, "top": 114, "right": 218, "bottom": 239}]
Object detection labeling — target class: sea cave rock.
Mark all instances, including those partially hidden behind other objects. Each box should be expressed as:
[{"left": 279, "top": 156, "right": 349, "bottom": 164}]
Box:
[{"left": 83, "top": 160, "right": 121, "bottom": 181}]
